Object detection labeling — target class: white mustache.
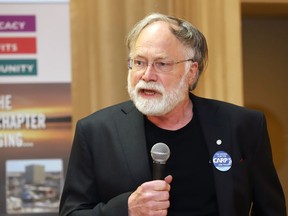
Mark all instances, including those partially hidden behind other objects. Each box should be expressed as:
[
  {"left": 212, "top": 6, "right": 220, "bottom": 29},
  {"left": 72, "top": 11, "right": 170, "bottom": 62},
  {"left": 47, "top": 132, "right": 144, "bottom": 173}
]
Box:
[{"left": 135, "top": 80, "right": 165, "bottom": 93}]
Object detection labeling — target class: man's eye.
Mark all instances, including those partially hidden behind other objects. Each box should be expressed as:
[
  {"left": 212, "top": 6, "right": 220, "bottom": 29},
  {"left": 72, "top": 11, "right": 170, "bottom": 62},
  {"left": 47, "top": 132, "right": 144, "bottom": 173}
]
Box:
[
  {"left": 134, "top": 60, "right": 145, "bottom": 66},
  {"left": 158, "top": 62, "right": 168, "bottom": 66},
  {"left": 156, "top": 61, "right": 171, "bottom": 68}
]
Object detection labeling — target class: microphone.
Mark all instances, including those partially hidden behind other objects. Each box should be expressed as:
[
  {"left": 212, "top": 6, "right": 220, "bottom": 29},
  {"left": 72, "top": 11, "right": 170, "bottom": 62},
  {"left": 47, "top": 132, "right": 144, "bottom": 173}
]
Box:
[{"left": 150, "top": 142, "right": 170, "bottom": 180}]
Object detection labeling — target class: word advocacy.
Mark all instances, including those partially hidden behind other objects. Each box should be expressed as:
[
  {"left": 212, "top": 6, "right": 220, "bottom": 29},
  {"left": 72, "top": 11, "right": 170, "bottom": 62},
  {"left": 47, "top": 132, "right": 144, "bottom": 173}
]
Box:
[{"left": 0, "top": 21, "right": 26, "bottom": 30}]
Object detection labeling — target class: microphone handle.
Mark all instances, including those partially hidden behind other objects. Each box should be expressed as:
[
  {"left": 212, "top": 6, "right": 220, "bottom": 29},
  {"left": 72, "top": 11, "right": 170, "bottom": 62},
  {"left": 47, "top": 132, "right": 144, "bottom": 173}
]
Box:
[{"left": 152, "top": 162, "right": 166, "bottom": 180}]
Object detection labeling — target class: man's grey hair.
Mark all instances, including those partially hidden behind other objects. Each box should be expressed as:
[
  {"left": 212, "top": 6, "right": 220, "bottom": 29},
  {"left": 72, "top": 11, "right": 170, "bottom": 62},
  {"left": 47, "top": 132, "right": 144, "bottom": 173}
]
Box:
[{"left": 126, "top": 13, "right": 208, "bottom": 90}]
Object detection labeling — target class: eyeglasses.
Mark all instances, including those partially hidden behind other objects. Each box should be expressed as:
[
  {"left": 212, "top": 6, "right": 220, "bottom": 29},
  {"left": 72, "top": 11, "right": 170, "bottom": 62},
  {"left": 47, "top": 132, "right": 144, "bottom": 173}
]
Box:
[{"left": 128, "top": 58, "right": 194, "bottom": 73}]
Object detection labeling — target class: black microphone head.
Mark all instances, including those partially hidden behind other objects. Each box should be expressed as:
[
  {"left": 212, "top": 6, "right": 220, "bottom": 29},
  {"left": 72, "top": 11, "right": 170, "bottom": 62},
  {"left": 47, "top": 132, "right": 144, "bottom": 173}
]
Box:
[{"left": 151, "top": 142, "right": 170, "bottom": 164}]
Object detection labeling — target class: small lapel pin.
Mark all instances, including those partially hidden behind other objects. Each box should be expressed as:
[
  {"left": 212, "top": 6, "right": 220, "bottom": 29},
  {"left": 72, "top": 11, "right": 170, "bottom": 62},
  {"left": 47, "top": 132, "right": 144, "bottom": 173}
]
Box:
[{"left": 216, "top": 139, "right": 222, "bottom": 145}]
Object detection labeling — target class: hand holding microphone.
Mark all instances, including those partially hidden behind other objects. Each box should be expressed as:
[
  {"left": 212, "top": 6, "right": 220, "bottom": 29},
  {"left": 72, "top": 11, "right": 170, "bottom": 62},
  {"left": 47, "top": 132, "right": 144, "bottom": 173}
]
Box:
[{"left": 128, "top": 143, "right": 172, "bottom": 216}]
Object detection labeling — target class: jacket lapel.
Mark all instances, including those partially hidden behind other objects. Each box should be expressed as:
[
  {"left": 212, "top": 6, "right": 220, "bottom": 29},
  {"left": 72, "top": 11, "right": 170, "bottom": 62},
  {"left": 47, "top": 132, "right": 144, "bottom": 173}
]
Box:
[
  {"left": 115, "top": 102, "right": 151, "bottom": 186},
  {"left": 192, "top": 95, "right": 236, "bottom": 216}
]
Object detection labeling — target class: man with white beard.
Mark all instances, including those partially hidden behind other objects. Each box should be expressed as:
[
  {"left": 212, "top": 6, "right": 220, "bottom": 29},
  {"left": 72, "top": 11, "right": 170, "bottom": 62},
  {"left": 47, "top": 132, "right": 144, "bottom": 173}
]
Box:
[{"left": 59, "top": 13, "right": 286, "bottom": 216}]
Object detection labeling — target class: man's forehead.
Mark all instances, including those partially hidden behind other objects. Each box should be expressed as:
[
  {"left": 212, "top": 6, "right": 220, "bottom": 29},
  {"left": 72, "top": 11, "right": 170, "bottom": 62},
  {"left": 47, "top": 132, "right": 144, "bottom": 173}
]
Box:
[{"left": 132, "top": 50, "right": 169, "bottom": 59}]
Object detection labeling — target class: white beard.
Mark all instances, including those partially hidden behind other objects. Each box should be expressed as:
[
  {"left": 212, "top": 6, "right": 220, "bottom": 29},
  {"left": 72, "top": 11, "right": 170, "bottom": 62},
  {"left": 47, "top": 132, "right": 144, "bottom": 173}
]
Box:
[{"left": 127, "top": 72, "right": 189, "bottom": 116}]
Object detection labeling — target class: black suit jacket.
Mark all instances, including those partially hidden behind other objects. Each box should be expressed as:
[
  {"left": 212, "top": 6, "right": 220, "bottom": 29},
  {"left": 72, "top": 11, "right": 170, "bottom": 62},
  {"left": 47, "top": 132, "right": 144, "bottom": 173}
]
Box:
[{"left": 59, "top": 94, "right": 286, "bottom": 216}]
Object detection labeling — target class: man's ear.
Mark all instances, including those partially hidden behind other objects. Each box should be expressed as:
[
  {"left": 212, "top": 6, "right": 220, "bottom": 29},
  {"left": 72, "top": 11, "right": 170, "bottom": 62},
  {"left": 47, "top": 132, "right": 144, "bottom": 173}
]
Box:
[{"left": 188, "top": 61, "right": 198, "bottom": 87}]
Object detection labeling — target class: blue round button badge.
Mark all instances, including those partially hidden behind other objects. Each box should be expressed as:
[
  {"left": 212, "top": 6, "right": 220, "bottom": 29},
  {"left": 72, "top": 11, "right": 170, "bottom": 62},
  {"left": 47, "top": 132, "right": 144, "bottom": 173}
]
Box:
[{"left": 213, "top": 151, "right": 232, "bottom": 172}]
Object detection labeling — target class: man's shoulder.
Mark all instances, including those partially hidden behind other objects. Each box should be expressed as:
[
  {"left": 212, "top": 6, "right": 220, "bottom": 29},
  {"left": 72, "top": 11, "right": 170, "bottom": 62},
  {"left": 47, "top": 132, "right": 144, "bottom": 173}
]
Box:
[
  {"left": 79, "top": 100, "right": 137, "bottom": 123},
  {"left": 95, "top": 100, "right": 135, "bottom": 114},
  {"left": 192, "top": 94, "right": 263, "bottom": 117}
]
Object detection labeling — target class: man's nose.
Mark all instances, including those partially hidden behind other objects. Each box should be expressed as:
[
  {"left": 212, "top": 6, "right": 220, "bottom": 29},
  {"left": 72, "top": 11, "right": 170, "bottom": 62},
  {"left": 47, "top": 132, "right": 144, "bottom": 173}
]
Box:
[{"left": 141, "top": 63, "right": 157, "bottom": 81}]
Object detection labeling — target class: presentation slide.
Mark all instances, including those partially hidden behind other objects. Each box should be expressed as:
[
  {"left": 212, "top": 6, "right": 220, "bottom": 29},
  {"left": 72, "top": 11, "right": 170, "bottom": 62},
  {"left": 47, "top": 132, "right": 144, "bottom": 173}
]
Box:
[{"left": 0, "top": 1, "right": 72, "bottom": 215}]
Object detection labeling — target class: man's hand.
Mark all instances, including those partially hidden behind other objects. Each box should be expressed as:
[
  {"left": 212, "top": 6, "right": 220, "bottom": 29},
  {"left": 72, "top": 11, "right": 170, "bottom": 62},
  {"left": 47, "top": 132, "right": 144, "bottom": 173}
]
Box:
[{"left": 128, "top": 175, "right": 173, "bottom": 216}]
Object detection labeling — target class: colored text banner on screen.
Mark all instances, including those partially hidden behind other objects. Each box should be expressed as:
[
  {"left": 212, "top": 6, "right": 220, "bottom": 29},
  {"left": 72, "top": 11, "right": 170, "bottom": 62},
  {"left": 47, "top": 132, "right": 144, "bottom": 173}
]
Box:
[
  {"left": 0, "top": 3, "right": 71, "bottom": 83},
  {"left": 0, "top": 15, "right": 36, "bottom": 32},
  {"left": 0, "top": 59, "right": 37, "bottom": 76},
  {"left": 0, "top": 37, "right": 36, "bottom": 54}
]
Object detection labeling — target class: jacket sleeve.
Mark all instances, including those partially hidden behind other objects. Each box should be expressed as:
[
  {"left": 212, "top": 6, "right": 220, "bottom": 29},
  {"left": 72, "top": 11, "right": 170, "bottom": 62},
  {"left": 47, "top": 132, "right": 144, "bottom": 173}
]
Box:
[
  {"left": 59, "top": 120, "right": 132, "bottom": 216},
  {"left": 250, "top": 113, "right": 286, "bottom": 215}
]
